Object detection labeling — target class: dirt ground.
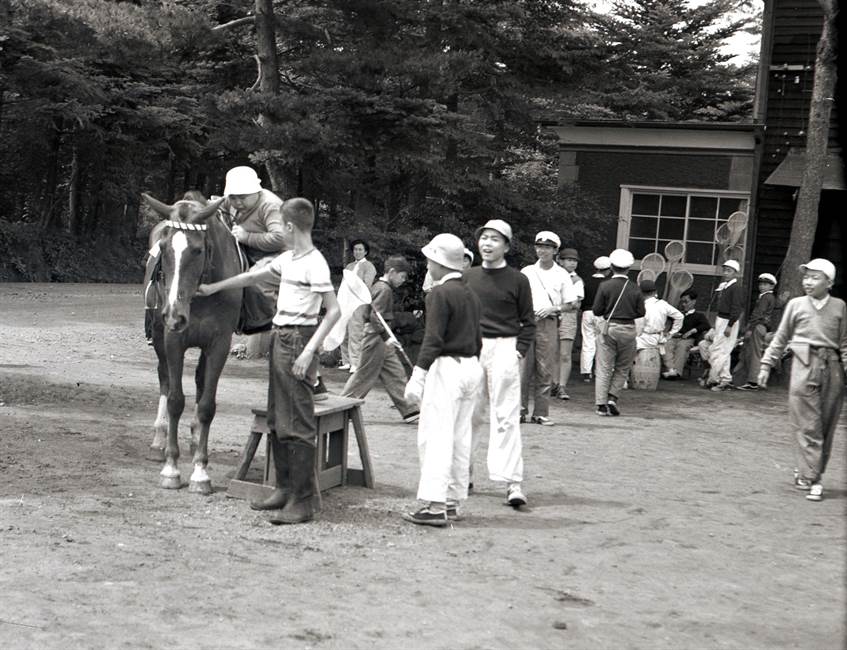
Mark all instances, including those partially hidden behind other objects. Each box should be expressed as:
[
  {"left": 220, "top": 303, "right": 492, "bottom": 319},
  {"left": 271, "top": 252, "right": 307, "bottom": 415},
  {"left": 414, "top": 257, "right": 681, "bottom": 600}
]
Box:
[{"left": 0, "top": 283, "right": 844, "bottom": 650}]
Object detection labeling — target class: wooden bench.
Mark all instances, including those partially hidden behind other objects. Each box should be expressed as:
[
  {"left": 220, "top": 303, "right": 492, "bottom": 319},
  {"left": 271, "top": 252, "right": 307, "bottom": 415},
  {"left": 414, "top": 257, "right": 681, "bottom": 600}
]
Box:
[{"left": 227, "top": 394, "right": 373, "bottom": 502}]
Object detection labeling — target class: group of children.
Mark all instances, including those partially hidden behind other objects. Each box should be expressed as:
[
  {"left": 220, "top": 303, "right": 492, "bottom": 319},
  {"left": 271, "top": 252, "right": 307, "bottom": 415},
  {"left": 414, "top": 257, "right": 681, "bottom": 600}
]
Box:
[{"left": 188, "top": 172, "right": 844, "bottom": 522}]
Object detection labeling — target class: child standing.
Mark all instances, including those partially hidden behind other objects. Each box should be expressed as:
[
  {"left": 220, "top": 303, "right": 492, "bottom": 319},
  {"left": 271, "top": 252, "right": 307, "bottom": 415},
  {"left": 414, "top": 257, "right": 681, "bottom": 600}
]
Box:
[
  {"left": 197, "top": 198, "right": 340, "bottom": 524},
  {"left": 579, "top": 256, "right": 612, "bottom": 382},
  {"left": 402, "top": 234, "right": 483, "bottom": 526},
  {"left": 591, "top": 249, "right": 644, "bottom": 416},
  {"left": 342, "top": 255, "right": 420, "bottom": 424},
  {"left": 555, "top": 247, "right": 584, "bottom": 400},
  {"left": 465, "top": 219, "right": 535, "bottom": 507},
  {"left": 736, "top": 273, "right": 777, "bottom": 390},
  {"left": 703, "top": 260, "right": 744, "bottom": 391},
  {"left": 758, "top": 259, "right": 846, "bottom": 502}
]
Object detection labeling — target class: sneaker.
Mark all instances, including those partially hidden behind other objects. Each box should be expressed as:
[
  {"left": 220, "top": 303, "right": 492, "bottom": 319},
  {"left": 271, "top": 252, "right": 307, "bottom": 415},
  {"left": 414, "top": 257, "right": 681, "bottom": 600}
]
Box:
[
  {"left": 806, "top": 483, "right": 823, "bottom": 501},
  {"left": 403, "top": 411, "right": 420, "bottom": 424},
  {"left": 737, "top": 382, "right": 759, "bottom": 391},
  {"left": 505, "top": 484, "right": 527, "bottom": 507},
  {"left": 710, "top": 382, "right": 734, "bottom": 392},
  {"left": 337, "top": 363, "right": 351, "bottom": 371},
  {"left": 402, "top": 507, "right": 448, "bottom": 527},
  {"left": 661, "top": 370, "right": 679, "bottom": 380},
  {"left": 446, "top": 505, "right": 463, "bottom": 521},
  {"left": 595, "top": 404, "right": 610, "bottom": 416},
  {"left": 558, "top": 389, "right": 570, "bottom": 400},
  {"left": 606, "top": 401, "right": 620, "bottom": 417},
  {"left": 313, "top": 377, "right": 329, "bottom": 402},
  {"left": 146, "top": 337, "right": 154, "bottom": 347},
  {"left": 550, "top": 384, "right": 561, "bottom": 398},
  {"left": 794, "top": 476, "right": 812, "bottom": 491},
  {"left": 349, "top": 366, "right": 357, "bottom": 374},
  {"left": 531, "top": 415, "right": 555, "bottom": 426}
]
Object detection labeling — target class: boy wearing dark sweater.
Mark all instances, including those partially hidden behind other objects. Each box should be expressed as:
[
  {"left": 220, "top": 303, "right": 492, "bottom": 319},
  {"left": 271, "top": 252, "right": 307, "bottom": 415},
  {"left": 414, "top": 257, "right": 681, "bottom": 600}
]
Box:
[
  {"left": 758, "top": 259, "right": 847, "bottom": 502},
  {"left": 736, "top": 273, "right": 778, "bottom": 390},
  {"left": 464, "top": 219, "right": 535, "bottom": 508},
  {"left": 591, "top": 248, "right": 645, "bottom": 416},
  {"left": 402, "top": 234, "right": 483, "bottom": 526},
  {"left": 704, "top": 260, "right": 745, "bottom": 391}
]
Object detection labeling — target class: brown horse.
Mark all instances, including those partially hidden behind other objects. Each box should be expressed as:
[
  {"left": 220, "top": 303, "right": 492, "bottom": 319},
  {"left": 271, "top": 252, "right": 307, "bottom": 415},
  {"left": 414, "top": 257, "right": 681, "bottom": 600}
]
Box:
[{"left": 142, "top": 193, "right": 243, "bottom": 494}]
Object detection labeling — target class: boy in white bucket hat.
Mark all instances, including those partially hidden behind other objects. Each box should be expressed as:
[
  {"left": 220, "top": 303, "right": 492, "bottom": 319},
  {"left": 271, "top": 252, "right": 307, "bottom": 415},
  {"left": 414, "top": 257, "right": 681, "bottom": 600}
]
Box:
[
  {"left": 402, "top": 234, "right": 484, "bottom": 526},
  {"left": 465, "top": 219, "right": 535, "bottom": 508},
  {"left": 758, "top": 259, "right": 846, "bottom": 502},
  {"left": 700, "top": 259, "right": 744, "bottom": 391}
]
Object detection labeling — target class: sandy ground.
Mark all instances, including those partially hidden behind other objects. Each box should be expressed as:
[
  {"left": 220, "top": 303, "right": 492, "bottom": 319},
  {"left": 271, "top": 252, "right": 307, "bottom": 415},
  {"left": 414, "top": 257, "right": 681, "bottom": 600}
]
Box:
[{"left": 0, "top": 283, "right": 844, "bottom": 650}]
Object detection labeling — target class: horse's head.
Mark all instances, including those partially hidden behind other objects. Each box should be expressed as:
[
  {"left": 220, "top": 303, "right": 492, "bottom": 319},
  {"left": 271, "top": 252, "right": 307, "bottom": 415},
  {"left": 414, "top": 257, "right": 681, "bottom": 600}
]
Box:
[{"left": 142, "top": 193, "right": 225, "bottom": 333}]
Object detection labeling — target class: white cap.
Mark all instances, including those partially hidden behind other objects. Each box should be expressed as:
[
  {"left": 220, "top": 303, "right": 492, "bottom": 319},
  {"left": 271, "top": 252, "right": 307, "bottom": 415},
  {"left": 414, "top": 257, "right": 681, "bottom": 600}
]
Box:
[
  {"left": 757, "top": 272, "right": 777, "bottom": 285},
  {"left": 593, "top": 255, "right": 611, "bottom": 270},
  {"left": 609, "top": 248, "right": 634, "bottom": 268},
  {"left": 422, "top": 233, "right": 466, "bottom": 271},
  {"left": 534, "top": 231, "right": 561, "bottom": 249},
  {"left": 800, "top": 258, "right": 836, "bottom": 282},
  {"left": 722, "top": 260, "right": 741, "bottom": 273},
  {"left": 474, "top": 219, "right": 513, "bottom": 243},
  {"left": 223, "top": 166, "right": 262, "bottom": 196}
]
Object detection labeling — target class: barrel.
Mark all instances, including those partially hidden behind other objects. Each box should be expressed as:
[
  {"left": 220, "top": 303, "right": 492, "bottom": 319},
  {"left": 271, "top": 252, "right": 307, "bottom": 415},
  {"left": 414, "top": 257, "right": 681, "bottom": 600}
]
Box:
[{"left": 631, "top": 347, "right": 661, "bottom": 390}]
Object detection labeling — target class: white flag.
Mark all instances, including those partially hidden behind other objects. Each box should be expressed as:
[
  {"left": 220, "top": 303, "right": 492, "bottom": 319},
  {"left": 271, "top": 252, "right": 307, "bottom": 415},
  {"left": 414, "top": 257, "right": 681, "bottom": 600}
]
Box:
[{"left": 323, "top": 269, "right": 372, "bottom": 351}]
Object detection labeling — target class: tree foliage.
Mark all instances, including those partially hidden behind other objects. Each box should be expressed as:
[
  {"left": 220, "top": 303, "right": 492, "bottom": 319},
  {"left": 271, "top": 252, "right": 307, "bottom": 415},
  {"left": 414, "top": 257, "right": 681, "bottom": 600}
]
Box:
[{"left": 0, "top": 0, "right": 756, "bottom": 281}]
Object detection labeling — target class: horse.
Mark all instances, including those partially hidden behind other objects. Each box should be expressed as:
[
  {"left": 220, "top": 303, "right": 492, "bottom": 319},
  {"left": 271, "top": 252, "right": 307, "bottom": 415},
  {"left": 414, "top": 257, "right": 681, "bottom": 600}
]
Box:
[{"left": 142, "top": 193, "right": 243, "bottom": 494}]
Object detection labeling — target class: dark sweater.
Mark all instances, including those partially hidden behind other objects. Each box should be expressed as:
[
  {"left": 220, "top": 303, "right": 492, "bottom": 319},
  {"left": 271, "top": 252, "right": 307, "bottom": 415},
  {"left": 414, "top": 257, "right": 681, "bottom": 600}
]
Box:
[
  {"left": 747, "top": 291, "right": 776, "bottom": 331},
  {"left": 682, "top": 310, "right": 711, "bottom": 342},
  {"left": 416, "top": 277, "right": 483, "bottom": 371},
  {"left": 367, "top": 279, "right": 394, "bottom": 340},
  {"left": 717, "top": 280, "right": 744, "bottom": 326},
  {"left": 592, "top": 275, "right": 645, "bottom": 322},
  {"left": 463, "top": 265, "right": 536, "bottom": 357},
  {"left": 582, "top": 274, "right": 604, "bottom": 313}
]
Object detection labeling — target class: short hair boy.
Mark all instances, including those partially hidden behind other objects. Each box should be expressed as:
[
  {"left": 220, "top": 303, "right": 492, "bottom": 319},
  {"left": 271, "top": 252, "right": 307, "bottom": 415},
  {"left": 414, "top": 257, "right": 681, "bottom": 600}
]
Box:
[
  {"left": 703, "top": 260, "right": 744, "bottom": 391},
  {"left": 758, "top": 259, "right": 846, "bottom": 502},
  {"left": 197, "top": 197, "right": 340, "bottom": 525},
  {"left": 341, "top": 255, "right": 420, "bottom": 424},
  {"left": 635, "top": 279, "right": 683, "bottom": 352},
  {"left": 662, "top": 290, "right": 711, "bottom": 379},
  {"left": 554, "top": 247, "right": 584, "bottom": 400},
  {"left": 402, "top": 234, "right": 483, "bottom": 526},
  {"left": 579, "top": 256, "right": 612, "bottom": 381}
]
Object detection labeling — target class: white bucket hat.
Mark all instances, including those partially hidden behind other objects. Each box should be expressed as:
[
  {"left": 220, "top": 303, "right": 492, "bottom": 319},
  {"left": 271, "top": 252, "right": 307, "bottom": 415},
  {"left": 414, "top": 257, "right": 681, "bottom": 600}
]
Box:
[
  {"left": 609, "top": 248, "right": 634, "bottom": 268},
  {"left": 422, "top": 233, "right": 466, "bottom": 271},
  {"left": 224, "top": 166, "right": 262, "bottom": 196},
  {"left": 800, "top": 258, "right": 836, "bottom": 282},
  {"left": 474, "top": 219, "right": 513, "bottom": 243}
]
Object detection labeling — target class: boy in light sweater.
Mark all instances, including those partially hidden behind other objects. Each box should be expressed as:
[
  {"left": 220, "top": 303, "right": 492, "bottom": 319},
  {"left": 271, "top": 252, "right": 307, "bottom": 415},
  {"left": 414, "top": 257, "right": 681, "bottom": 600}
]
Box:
[{"left": 758, "top": 259, "right": 847, "bottom": 502}]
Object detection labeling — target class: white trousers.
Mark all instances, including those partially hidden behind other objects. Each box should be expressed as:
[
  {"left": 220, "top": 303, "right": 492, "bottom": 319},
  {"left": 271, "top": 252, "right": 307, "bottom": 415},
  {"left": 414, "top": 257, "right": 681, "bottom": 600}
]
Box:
[
  {"left": 580, "top": 311, "right": 598, "bottom": 375},
  {"left": 705, "top": 317, "right": 739, "bottom": 384},
  {"left": 471, "top": 337, "right": 524, "bottom": 484},
  {"left": 417, "top": 356, "right": 483, "bottom": 503}
]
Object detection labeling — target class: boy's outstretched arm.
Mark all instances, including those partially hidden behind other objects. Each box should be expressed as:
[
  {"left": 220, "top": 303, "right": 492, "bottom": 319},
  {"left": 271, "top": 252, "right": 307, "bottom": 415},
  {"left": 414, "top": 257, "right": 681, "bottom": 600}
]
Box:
[
  {"left": 291, "top": 291, "right": 341, "bottom": 380},
  {"left": 197, "top": 265, "right": 276, "bottom": 296}
]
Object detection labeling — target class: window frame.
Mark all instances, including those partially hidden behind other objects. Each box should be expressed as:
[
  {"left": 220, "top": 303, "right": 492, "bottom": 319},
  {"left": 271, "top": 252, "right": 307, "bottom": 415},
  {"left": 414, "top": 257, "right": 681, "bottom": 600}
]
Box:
[{"left": 616, "top": 185, "right": 750, "bottom": 276}]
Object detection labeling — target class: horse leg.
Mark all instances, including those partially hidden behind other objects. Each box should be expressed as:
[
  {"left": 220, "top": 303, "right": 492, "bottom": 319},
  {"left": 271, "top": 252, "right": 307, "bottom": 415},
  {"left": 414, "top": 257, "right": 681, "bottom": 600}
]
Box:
[
  {"left": 160, "top": 350, "right": 186, "bottom": 489},
  {"left": 149, "top": 343, "right": 169, "bottom": 461},
  {"left": 189, "top": 354, "right": 206, "bottom": 458},
  {"left": 188, "top": 341, "right": 229, "bottom": 495}
]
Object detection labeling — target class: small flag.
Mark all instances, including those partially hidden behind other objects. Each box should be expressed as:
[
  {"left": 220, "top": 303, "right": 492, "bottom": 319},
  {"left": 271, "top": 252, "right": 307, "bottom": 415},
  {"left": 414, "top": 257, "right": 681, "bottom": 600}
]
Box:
[{"left": 323, "top": 269, "right": 372, "bottom": 351}]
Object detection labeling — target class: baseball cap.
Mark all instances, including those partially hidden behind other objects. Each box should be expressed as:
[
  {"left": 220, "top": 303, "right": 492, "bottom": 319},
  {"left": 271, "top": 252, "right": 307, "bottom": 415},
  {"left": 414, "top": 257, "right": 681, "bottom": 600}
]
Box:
[
  {"left": 757, "top": 273, "right": 777, "bottom": 285},
  {"left": 722, "top": 260, "right": 741, "bottom": 273},
  {"left": 799, "top": 258, "right": 836, "bottom": 282},
  {"left": 559, "top": 247, "right": 579, "bottom": 261},
  {"left": 609, "top": 249, "right": 635, "bottom": 268},
  {"left": 534, "top": 231, "right": 561, "bottom": 249},
  {"left": 474, "top": 219, "right": 512, "bottom": 243}
]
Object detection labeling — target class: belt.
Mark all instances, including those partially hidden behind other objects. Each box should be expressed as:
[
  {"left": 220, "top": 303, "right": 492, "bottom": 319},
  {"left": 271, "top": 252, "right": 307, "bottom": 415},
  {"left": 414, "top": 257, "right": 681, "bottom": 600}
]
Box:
[
  {"left": 609, "top": 318, "right": 635, "bottom": 324},
  {"left": 273, "top": 324, "right": 317, "bottom": 330}
]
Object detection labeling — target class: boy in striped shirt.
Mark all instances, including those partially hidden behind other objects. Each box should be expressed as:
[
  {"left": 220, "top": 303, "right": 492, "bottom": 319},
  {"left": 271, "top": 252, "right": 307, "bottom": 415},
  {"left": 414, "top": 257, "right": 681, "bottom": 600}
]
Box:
[{"left": 198, "top": 198, "right": 340, "bottom": 525}]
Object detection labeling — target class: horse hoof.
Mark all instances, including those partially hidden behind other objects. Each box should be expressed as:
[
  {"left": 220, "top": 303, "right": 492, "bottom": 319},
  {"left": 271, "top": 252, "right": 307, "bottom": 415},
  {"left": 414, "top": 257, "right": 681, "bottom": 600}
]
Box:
[
  {"left": 188, "top": 480, "right": 212, "bottom": 495},
  {"left": 160, "top": 475, "right": 182, "bottom": 489},
  {"left": 147, "top": 446, "right": 165, "bottom": 462}
]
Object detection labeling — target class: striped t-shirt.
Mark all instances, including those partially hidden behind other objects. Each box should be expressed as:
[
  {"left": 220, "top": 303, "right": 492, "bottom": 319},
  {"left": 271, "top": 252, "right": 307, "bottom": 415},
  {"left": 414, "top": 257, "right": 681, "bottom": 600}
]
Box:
[{"left": 269, "top": 248, "right": 334, "bottom": 326}]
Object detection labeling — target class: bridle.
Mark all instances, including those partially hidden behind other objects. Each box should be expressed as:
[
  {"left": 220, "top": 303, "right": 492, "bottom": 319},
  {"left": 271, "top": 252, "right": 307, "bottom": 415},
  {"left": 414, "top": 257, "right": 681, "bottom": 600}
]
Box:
[{"left": 163, "top": 219, "right": 215, "bottom": 286}]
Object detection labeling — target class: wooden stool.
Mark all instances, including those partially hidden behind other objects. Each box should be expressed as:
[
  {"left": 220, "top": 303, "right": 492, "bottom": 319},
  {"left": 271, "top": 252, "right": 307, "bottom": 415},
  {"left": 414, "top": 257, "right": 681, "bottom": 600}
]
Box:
[{"left": 227, "top": 395, "right": 373, "bottom": 501}]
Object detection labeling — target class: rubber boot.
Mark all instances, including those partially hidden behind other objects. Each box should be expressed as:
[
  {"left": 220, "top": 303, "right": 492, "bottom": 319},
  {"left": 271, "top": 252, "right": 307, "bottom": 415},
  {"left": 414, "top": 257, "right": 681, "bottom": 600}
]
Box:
[
  {"left": 269, "top": 440, "right": 317, "bottom": 525},
  {"left": 250, "top": 436, "right": 290, "bottom": 511}
]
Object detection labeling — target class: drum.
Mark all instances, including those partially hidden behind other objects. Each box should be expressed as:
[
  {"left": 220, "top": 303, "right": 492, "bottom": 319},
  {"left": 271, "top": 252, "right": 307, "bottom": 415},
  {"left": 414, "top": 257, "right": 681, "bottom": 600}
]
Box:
[{"left": 631, "top": 347, "right": 661, "bottom": 390}]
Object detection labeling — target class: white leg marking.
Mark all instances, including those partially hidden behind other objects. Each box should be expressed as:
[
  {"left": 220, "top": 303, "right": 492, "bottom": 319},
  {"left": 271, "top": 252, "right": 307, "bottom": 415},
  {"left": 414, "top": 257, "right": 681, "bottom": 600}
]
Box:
[
  {"left": 190, "top": 464, "right": 210, "bottom": 484},
  {"left": 167, "top": 231, "right": 188, "bottom": 309},
  {"left": 154, "top": 395, "right": 168, "bottom": 430},
  {"left": 160, "top": 460, "right": 180, "bottom": 478}
]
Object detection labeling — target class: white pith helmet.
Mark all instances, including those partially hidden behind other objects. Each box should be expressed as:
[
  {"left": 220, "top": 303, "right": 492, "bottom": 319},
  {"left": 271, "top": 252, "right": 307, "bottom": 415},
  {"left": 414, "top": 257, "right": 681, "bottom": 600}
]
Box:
[{"left": 422, "top": 233, "right": 466, "bottom": 271}]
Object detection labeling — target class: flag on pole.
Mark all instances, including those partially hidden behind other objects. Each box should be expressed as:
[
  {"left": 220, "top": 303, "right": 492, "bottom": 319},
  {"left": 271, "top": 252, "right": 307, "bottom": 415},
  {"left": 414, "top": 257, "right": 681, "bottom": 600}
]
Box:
[{"left": 323, "top": 269, "right": 372, "bottom": 351}]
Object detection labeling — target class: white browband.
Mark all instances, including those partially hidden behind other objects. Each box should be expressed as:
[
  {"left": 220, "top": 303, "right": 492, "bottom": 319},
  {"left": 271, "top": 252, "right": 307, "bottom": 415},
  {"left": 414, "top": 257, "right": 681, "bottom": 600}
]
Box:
[{"left": 164, "top": 220, "right": 207, "bottom": 231}]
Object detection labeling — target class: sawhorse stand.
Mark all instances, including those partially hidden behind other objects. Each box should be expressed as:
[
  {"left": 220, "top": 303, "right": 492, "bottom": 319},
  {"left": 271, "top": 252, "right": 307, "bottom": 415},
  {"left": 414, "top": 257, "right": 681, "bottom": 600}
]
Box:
[{"left": 227, "top": 395, "right": 373, "bottom": 501}]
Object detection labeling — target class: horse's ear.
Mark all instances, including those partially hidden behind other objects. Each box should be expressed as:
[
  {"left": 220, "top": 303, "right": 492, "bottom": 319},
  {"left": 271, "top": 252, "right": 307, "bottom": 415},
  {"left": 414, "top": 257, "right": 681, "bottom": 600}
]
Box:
[
  {"left": 191, "top": 197, "right": 226, "bottom": 224},
  {"left": 142, "top": 193, "right": 174, "bottom": 218}
]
